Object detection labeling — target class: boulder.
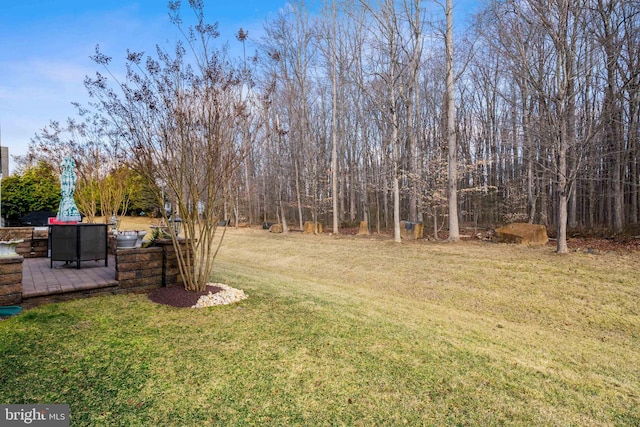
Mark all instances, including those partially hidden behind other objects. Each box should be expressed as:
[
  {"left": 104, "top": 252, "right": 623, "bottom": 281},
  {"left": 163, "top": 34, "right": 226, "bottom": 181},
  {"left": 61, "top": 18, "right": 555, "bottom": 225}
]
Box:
[
  {"left": 269, "top": 223, "right": 283, "bottom": 233},
  {"left": 494, "top": 223, "right": 548, "bottom": 245}
]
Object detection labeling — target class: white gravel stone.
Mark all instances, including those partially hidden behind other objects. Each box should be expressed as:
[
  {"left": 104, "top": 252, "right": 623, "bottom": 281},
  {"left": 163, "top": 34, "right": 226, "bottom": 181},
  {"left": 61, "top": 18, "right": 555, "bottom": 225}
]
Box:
[{"left": 192, "top": 283, "right": 248, "bottom": 308}]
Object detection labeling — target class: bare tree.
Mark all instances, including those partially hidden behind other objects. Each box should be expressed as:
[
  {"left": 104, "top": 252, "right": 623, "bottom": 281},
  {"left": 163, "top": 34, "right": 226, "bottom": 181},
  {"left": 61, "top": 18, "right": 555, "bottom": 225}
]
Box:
[
  {"left": 443, "top": 0, "right": 460, "bottom": 241},
  {"left": 477, "top": 0, "right": 602, "bottom": 252},
  {"left": 356, "top": 0, "right": 406, "bottom": 242},
  {"left": 26, "top": 108, "right": 130, "bottom": 223},
  {"left": 401, "top": 0, "right": 424, "bottom": 224},
  {"left": 210, "top": 0, "right": 640, "bottom": 240},
  {"left": 86, "top": 0, "right": 248, "bottom": 291}
]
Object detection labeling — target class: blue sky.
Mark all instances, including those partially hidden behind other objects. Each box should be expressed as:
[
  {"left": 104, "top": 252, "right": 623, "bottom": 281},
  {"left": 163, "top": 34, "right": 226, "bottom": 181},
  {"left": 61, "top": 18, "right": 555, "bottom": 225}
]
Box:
[
  {"left": 0, "top": 0, "right": 478, "bottom": 173},
  {"left": 0, "top": 0, "right": 288, "bottom": 172}
]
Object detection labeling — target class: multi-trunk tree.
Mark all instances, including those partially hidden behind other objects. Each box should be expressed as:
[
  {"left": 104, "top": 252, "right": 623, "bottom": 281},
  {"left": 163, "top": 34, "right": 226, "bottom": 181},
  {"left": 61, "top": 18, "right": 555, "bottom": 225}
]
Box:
[{"left": 86, "top": 0, "right": 249, "bottom": 292}]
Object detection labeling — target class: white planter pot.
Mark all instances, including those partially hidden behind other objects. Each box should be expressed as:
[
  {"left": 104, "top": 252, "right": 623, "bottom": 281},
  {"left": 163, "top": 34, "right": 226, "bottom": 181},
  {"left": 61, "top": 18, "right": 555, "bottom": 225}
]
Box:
[
  {"left": 115, "top": 230, "right": 147, "bottom": 249},
  {"left": 0, "top": 240, "right": 24, "bottom": 257},
  {"left": 116, "top": 234, "right": 137, "bottom": 248},
  {"left": 135, "top": 230, "right": 147, "bottom": 248}
]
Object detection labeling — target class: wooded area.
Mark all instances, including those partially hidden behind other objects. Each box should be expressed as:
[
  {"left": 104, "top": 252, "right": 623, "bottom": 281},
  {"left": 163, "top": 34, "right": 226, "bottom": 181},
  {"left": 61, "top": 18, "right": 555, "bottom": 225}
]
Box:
[
  {"left": 238, "top": 0, "right": 639, "bottom": 245},
  {"left": 19, "top": 0, "right": 640, "bottom": 253}
]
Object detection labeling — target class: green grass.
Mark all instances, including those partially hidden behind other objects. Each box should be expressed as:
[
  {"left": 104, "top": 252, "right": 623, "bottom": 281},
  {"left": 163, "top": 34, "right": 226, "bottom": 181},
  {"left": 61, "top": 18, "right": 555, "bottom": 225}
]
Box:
[{"left": 1, "top": 229, "right": 639, "bottom": 426}]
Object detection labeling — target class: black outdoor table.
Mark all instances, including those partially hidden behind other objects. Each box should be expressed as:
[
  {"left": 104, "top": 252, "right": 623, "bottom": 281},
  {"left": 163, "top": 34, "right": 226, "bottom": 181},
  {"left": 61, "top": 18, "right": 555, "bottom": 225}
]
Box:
[{"left": 49, "top": 224, "right": 108, "bottom": 269}]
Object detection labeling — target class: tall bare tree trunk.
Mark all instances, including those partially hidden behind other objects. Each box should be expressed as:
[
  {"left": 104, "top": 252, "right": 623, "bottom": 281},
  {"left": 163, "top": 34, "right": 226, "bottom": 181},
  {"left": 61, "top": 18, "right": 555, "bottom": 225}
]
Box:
[
  {"left": 294, "top": 158, "right": 304, "bottom": 229},
  {"left": 629, "top": 86, "right": 639, "bottom": 224},
  {"left": 527, "top": 156, "right": 537, "bottom": 223},
  {"left": 330, "top": 4, "right": 340, "bottom": 235},
  {"left": 406, "top": 0, "right": 422, "bottom": 223},
  {"left": 446, "top": 0, "right": 460, "bottom": 241},
  {"left": 557, "top": 137, "right": 569, "bottom": 253},
  {"left": 598, "top": 0, "right": 625, "bottom": 232},
  {"left": 392, "top": 101, "right": 401, "bottom": 242}
]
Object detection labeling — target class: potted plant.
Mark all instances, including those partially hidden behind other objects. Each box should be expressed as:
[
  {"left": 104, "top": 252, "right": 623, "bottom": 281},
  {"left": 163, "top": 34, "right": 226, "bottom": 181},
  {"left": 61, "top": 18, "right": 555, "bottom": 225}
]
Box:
[
  {"left": 0, "top": 229, "right": 24, "bottom": 257},
  {"left": 149, "top": 219, "right": 170, "bottom": 238}
]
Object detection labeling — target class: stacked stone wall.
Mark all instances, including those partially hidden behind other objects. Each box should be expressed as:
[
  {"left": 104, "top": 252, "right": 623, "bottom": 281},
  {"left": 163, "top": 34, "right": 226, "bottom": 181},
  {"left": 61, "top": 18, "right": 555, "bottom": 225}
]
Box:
[
  {"left": 2, "top": 227, "right": 49, "bottom": 258},
  {"left": 0, "top": 256, "right": 24, "bottom": 305},
  {"left": 155, "top": 239, "right": 193, "bottom": 288},
  {"left": 115, "top": 247, "right": 163, "bottom": 289},
  {"left": 8, "top": 235, "right": 195, "bottom": 306},
  {"left": 116, "top": 239, "right": 193, "bottom": 290}
]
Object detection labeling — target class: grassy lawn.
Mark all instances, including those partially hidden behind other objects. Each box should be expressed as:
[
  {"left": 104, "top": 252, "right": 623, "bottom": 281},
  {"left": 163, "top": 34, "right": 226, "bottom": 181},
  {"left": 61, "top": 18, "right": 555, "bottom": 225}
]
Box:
[{"left": 1, "top": 228, "right": 639, "bottom": 426}]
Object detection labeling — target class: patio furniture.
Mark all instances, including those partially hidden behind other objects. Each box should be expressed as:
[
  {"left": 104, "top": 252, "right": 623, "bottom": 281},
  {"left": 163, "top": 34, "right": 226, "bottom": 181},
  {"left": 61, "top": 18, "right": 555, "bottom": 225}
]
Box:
[{"left": 49, "top": 224, "right": 108, "bottom": 269}]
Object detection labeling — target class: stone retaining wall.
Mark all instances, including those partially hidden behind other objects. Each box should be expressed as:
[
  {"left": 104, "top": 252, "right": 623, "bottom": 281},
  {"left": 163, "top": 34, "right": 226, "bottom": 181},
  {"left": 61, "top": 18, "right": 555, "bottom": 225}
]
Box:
[
  {"left": 22, "top": 238, "right": 48, "bottom": 258},
  {"left": 2, "top": 225, "right": 195, "bottom": 305},
  {"left": 115, "top": 239, "right": 193, "bottom": 290},
  {"left": 3, "top": 227, "right": 49, "bottom": 258},
  {"left": 155, "top": 239, "right": 192, "bottom": 287},
  {"left": 115, "top": 246, "right": 164, "bottom": 289},
  {"left": 0, "top": 256, "right": 24, "bottom": 305}
]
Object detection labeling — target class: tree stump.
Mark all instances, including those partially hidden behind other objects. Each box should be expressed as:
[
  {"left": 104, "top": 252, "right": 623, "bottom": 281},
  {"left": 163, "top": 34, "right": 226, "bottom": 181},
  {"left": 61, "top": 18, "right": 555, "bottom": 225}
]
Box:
[
  {"left": 357, "top": 221, "right": 370, "bottom": 235},
  {"left": 303, "top": 221, "right": 323, "bottom": 234},
  {"left": 494, "top": 223, "right": 548, "bottom": 245},
  {"left": 400, "top": 221, "right": 424, "bottom": 240}
]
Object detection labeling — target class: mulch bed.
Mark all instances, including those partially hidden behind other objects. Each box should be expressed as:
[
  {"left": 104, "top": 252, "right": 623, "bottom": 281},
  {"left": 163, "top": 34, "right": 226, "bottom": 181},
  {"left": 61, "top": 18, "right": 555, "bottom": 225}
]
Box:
[{"left": 148, "top": 284, "right": 223, "bottom": 308}]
